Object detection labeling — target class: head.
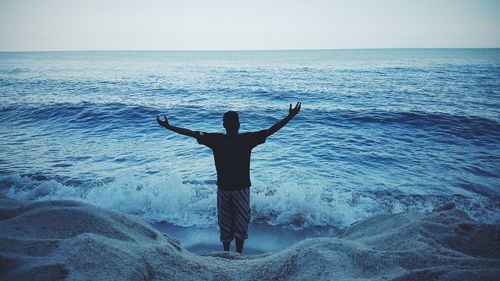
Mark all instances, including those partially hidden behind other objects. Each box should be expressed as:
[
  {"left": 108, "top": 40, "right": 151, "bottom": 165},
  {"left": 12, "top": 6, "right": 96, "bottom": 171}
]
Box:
[{"left": 223, "top": 111, "right": 240, "bottom": 134}]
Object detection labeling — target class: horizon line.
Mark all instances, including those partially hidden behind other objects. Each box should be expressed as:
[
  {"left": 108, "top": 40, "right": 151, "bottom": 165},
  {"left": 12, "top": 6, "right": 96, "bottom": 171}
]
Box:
[{"left": 1, "top": 47, "right": 499, "bottom": 53}]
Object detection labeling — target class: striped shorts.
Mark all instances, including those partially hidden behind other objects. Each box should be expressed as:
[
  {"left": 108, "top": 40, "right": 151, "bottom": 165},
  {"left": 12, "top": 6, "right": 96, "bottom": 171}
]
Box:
[{"left": 217, "top": 188, "right": 251, "bottom": 243}]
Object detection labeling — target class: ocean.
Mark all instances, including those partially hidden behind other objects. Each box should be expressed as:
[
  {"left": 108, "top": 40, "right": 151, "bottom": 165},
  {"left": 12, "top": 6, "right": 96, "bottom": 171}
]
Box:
[{"left": 0, "top": 49, "right": 499, "bottom": 251}]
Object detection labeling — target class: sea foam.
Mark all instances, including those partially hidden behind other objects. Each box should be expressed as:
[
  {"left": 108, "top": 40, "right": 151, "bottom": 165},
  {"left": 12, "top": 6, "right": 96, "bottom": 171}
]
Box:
[{"left": 1, "top": 173, "right": 498, "bottom": 230}]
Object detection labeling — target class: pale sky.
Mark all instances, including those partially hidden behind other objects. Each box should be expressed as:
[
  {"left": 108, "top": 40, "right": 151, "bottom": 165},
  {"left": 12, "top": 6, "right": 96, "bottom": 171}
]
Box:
[{"left": 0, "top": 0, "right": 499, "bottom": 51}]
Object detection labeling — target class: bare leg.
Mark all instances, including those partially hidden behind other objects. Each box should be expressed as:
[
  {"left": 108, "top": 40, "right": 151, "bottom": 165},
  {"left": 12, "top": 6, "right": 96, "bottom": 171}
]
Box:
[
  {"left": 223, "top": 241, "right": 230, "bottom": 251},
  {"left": 235, "top": 238, "right": 244, "bottom": 254}
]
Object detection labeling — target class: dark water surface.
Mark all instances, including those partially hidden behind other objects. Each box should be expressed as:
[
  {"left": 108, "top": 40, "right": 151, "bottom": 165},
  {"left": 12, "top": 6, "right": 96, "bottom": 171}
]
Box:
[{"left": 1, "top": 49, "right": 499, "bottom": 234}]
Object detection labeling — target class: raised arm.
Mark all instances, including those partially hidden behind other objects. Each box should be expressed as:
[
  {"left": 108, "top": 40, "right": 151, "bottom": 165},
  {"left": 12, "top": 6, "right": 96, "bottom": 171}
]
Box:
[
  {"left": 266, "top": 102, "right": 301, "bottom": 137},
  {"left": 156, "top": 115, "right": 197, "bottom": 138}
]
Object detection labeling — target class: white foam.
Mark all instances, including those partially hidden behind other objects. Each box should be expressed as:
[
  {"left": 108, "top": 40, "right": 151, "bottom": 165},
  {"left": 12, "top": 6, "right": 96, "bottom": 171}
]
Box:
[
  {"left": 1, "top": 173, "right": 498, "bottom": 229},
  {"left": 0, "top": 173, "right": 216, "bottom": 227},
  {"left": 251, "top": 179, "right": 382, "bottom": 228}
]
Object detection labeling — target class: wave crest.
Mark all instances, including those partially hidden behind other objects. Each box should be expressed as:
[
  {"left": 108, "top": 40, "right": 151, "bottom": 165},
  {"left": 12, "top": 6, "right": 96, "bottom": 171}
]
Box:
[{"left": 1, "top": 173, "right": 498, "bottom": 229}]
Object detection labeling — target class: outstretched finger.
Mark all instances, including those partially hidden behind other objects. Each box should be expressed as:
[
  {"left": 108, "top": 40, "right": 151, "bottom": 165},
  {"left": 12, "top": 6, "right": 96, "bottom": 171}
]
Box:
[{"left": 289, "top": 103, "right": 292, "bottom": 111}]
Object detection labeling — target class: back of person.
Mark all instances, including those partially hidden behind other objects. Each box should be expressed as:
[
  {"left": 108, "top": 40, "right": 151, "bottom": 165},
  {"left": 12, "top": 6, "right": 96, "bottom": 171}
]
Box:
[{"left": 196, "top": 130, "right": 268, "bottom": 190}]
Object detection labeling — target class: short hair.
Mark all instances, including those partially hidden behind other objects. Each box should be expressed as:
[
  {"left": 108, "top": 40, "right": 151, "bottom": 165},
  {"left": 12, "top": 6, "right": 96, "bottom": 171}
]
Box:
[{"left": 223, "top": 111, "right": 240, "bottom": 127}]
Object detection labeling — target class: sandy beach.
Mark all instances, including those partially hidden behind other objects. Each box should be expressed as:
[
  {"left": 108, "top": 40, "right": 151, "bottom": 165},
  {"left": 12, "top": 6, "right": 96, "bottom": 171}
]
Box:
[{"left": 1, "top": 193, "right": 498, "bottom": 281}]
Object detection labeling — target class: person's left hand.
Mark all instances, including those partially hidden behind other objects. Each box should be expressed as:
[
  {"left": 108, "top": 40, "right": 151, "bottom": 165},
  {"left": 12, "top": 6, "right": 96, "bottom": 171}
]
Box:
[
  {"left": 156, "top": 115, "right": 169, "bottom": 127},
  {"left": 289, "top": 102, "right": 301, "bottom": 117}
]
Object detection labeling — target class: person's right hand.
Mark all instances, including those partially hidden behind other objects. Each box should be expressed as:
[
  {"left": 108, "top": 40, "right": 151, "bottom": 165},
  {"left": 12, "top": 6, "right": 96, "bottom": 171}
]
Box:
[
  {"left": 289, "top": 102, "right": 301, "bottom": 117},
  {"left": 156, "top": 115, "right": 169, "bottom": 128}
]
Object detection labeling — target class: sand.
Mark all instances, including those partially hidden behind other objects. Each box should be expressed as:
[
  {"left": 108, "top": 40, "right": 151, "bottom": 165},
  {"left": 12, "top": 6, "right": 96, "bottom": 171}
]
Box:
[{"left": 1, "top": 193, "right": 499, "bottom": 281}]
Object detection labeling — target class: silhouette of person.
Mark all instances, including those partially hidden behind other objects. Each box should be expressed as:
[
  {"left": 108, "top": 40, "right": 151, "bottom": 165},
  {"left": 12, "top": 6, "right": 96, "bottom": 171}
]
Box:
[{"left": 157, "top": 102, "right": 301, "bottom": 254}]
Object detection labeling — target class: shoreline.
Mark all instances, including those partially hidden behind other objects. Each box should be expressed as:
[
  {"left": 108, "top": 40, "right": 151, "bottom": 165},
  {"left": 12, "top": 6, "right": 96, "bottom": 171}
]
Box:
[
  {"left": 1, "top": 194, "right": 499, "bottom": 281},
  {"left": 151, "top": 221, "right": 337, "bottom": 255}
]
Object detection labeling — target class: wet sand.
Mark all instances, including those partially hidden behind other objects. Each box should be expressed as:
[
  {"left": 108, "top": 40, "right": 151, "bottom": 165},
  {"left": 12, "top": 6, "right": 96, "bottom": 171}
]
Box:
[
  {"left": 152, "top": 221, "right": 336, "bottom": 255},
  {"left": 1, "top": 194, "right": 499, "bottom": 281}
]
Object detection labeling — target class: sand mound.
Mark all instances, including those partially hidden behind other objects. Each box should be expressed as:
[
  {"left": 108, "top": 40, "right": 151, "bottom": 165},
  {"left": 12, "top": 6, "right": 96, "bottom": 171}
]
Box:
[{"left": 1, "top": 194, "right": 499, "bottom": 281}]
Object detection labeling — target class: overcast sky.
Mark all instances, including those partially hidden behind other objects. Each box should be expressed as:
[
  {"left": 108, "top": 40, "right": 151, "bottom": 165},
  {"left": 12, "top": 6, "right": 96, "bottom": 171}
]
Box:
[{"left": 0, "top": 0, "right": 499, "bottom": 51}]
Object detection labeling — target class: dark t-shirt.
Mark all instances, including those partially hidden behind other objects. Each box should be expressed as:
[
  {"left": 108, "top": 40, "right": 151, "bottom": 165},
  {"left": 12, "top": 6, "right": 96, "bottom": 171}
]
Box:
[{"left": 196, "top": 130, "right": 268, "bottom": 190}]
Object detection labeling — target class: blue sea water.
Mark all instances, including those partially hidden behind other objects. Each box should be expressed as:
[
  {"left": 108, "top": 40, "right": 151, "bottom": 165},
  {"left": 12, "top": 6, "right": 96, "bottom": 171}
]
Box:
[{"left": 1, "top": 49, "right": 499, "bottom": 233}]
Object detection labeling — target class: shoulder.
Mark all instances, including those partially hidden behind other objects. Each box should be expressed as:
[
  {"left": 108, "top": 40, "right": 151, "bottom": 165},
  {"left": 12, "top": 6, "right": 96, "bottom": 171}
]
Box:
[
  {"left": 196, "top": 131, "right": 224, "bottom": 141},
  {"left": 242, "top": 130, "right": 269, "bottom": 137},
  {"left": 196, "top": 132, "right": 224, "bottom": 137},
  {"left": 241, "top": 130, "right": 268, "bottom": 146},
  {"left": 196, "top": 132, "right": 224, "bottom": 146}
]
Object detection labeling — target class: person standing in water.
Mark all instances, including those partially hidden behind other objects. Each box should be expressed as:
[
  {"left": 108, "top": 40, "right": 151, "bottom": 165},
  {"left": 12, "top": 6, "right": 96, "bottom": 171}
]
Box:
[{"left": 156, "top": 102, "right": 301, "bottom": 254}]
